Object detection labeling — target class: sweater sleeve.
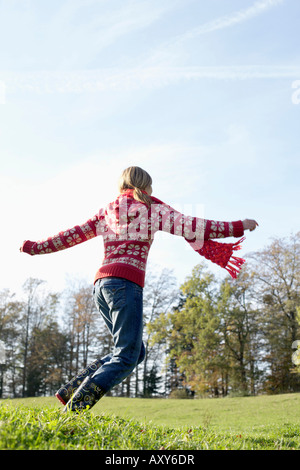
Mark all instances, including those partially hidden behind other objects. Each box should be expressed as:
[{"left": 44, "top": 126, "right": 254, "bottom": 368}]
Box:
[
  {"left": 21, "top": 210, "right": 106, "bottom": 256},
  {"left": 149, "top": 198, "right": 244, "bottom": 243}
]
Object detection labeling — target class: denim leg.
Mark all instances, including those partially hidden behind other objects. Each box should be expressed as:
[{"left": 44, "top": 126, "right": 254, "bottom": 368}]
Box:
[{"left": 92, "top": 277, "right": 144, "bottom": 392}]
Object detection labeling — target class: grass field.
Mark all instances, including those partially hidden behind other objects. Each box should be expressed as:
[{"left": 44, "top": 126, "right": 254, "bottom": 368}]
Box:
[{"left": 0, "top": 393, "right": 300, "bottom": 450}]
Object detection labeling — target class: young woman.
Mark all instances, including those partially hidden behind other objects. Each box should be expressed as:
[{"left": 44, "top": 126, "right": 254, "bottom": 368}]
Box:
[{"left": 20, "top": 166, "right": 258, "bottom": 411}]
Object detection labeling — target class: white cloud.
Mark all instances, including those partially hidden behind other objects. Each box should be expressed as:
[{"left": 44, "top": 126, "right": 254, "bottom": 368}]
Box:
[
  {"left": 179, "top": 0, "right": 285, "bottom": 38},
  {"left": 0, "top": 0, "right": 291, "bottom": 95},
  {"left": 0, "top": 0, "right": 191, "bottom": 70},
  {"left": 41, "top": 0, "right": 190, "bottom": 68},
  {"left": 142, "top": 0, "right": 286, "bottom": 66},
  {"left": 3, "top": 64, "right": 300, "bottom": 96}
]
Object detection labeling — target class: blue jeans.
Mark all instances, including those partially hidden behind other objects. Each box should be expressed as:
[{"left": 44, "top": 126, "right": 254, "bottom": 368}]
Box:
[{"left": 91, "top": 277, "right": 145, "bottom": 393}]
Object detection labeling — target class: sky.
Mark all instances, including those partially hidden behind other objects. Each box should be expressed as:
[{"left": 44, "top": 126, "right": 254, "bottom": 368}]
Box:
[{"left": 0, "top": 0, "right": 299, "bottom": 297}]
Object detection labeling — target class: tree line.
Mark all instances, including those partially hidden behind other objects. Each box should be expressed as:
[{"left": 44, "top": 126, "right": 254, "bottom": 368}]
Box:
[{"left": 0, "top": 232, "right": 299, "bottom": 399}]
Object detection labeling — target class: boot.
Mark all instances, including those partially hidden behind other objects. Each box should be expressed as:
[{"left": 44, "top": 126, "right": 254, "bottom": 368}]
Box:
[
  {"left": 63, "top": 376, "right": 105, "bottom": 412},
  {"left": 55, "top": 358, "right": 103, "bottom": 406}
]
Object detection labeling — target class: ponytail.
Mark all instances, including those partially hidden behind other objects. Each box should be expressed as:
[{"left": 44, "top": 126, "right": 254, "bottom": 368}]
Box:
[
  {"left": 132, "top": 187, "right": 152, "bottom": 208},
  {"left": 118, "top": 166, "right": 153, "bottom": 207}
]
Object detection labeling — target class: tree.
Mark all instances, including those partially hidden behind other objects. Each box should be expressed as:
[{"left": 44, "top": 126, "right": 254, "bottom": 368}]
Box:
[
  {"left": 22, "top": 284, "right": 64, "bottom": 397},
  {"left": 141, "top": 268, "right": 179, "bottom": 396},
  {"left": 62, "top": 279, "right": 106, "bottom": 382},
  {"left": 249, "top": 232, "right": 300, "bottom": 393},
  {"left": 216, "top": 269, "right": 263, "bottom": 396},
  {"left": 20, "top": 278, "right": 47, "bottom": 397},
  {"left": 174, "top": 264, "right": 221, "bottom": 396},
  {"left": 149, "top": 263, "right": 222, "bottom": 397},
  {"left": 150, "top": 263, "right": 264, "bottom": 397},
  {"left": 292, "top": 307, "right": 300, "bottom": 374},
  {"left": 26, "top": 320, "right": 69, "bottom": 396},
  {"left": 0, "top": 289, "right": 23, "bottom": 397}
]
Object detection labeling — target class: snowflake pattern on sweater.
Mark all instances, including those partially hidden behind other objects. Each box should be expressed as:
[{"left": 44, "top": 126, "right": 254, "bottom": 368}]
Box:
[{"left": 22, "top": 190, "right": 244, "bottom": 287}]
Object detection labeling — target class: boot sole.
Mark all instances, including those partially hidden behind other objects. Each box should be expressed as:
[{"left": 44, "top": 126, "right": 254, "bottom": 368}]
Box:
[{"left": 55, "top": 392, "right": 67, "bottom": 406}]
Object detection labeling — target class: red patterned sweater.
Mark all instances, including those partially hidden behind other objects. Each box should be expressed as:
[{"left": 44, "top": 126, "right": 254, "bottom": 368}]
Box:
[{"left": 22, "top": 189, "right": 244, "bottom": 287}]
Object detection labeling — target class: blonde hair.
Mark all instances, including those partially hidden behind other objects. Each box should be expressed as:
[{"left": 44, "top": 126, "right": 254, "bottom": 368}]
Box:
[{"left": 119, "top": 166, "right": 152, "bottom": 207}]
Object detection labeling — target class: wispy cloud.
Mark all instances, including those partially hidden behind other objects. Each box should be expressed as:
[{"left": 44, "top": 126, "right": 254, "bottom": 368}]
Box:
[
  {"left": 180, "top": 0, "right": 285, "bottom": 38},
  {"left": 0, "top": 0, "right": 291, "bottom": 95},
  {"left": 145, "top": 0, "right": 286, "bottom": 65},
  {"left": 43, "top": 0, "right": 190, "bottom": 68},
  {"left": 2, "top": 65, "right": 300, "bottom": 95},
  {"left": 0, "top": 0, "right": 190, "bottom": 70}
]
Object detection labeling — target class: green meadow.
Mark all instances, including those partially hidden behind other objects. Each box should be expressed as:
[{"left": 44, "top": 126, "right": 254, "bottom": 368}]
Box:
[{"left": 0, "top": 393, "right": 299, "bottom": 450}]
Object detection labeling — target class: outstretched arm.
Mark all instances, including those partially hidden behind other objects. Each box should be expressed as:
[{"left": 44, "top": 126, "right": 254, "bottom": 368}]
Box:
[
  {"left": 150, "top": 198, "right": 249, "bottom": 241},
  {"left": 149, "top": 197, "right": 258, "bottom": 278},
  {"left": 203, "top": 217, "right": 258, "bottom": 239},
  {"left": 20, "top": 212, "right": 104, "bottom": 255}
]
